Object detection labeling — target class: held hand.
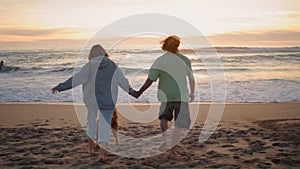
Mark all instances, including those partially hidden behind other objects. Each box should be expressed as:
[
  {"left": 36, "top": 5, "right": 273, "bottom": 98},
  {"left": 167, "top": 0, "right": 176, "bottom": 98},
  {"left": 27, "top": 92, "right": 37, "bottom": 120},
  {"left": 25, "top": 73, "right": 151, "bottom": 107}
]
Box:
[
  {"left": 51, "top": 87, "right": 58, "bottom": 94},
  {"left": 189, "top": 93, "right": 195, "bottom": 102},
  {"left": 129, "top": 89, "right": 140, "bottom": 98},
  {"left": 131, "top": 91, "right": 141, "bottom": 99}
]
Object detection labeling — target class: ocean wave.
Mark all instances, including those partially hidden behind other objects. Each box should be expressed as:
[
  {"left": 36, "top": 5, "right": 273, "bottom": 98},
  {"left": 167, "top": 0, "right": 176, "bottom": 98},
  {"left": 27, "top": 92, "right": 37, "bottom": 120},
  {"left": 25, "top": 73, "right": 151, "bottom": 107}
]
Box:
[
  {"left": 120, "top": 67, "right": 149, "bottom": 75},
  {"left": 0, "top": 65, "right": 75, "bottom": 74},
  {"left": 224, "top": 53, "right": 300, "bottom": 64},
  {"left": 209, "top": 47, "right": 300, "bottom": 53},
  {"left": 1, "top": 47, "right": 299, "bottom": 103},
  {"left": 111, "top": 49, "right": 162, "bottom": 54},
  {"left": 193, "top": 68, "right": 251, "bottom": 72},
  {"left": 1, "top": 66, "right": 21, "bottom": 72},
  {"left": 111, "top": 47, "right": 300, "bottom": 55},
  {"left": 1, "top": 77, "right": 299, "bottom": 103},
  {"left": 51, "top": 67, "right": 74, "bottom": 73},
  {"left": 179, "top": 47, "right": 300, "bottom": 54}
]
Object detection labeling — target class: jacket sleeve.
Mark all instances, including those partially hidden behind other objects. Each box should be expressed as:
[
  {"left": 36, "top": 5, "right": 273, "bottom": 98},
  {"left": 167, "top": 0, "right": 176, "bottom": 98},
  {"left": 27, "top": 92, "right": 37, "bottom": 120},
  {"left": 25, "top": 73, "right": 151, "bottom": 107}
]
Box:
[
  {"left": 116, "top": 67, "right": 135, "bottom": 95},
  {"left": 56, "top": 62, "right": 90, "bottom": 92}
]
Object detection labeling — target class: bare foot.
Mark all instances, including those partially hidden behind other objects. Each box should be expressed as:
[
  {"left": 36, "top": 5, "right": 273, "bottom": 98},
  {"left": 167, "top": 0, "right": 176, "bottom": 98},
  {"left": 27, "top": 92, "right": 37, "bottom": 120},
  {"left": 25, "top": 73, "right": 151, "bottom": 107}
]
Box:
[
  {"left": 98, "top": 143, "right": 107, "bottom": 164},
  {"left": 88, "top": 146, "right": 96, "bottom": 154},
  {"left": 88, "top": 139, "right": 95, "bottom": 154},
  {"left": 88, "top": 149, "right": 93, "bottom": 154},
  {"left": 98, "top": 156, "right": 106, "bottom": 164},
  {"left": 169, "top": 151, "right": 181, "bottom": 158},
  {"left": 88, "top": 145, "right": 101, "bottom": 155},
  {"left": 169, "top": 146, "right": 181, "bottom": 158},
  {"left": 158, "top": 142, "right": 168, "bottom": 152},
  {"left": 94, "top": 144, "right": 100, "bottom": 153}
]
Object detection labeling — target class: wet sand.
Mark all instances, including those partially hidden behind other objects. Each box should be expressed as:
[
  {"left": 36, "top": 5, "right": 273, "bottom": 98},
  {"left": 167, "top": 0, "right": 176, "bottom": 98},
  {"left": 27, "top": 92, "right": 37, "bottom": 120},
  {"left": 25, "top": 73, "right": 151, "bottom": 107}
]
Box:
[{"left": 0, "top": 102, "right": 299, "bottom": 168}]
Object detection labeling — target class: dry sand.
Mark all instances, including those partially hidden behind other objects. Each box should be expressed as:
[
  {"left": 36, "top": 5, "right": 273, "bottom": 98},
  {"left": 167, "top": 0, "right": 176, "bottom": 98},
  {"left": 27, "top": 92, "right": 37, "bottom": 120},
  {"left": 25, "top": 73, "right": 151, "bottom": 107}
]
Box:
[{"left": 0, "top": 102, "right": 299, "bottom": 168}]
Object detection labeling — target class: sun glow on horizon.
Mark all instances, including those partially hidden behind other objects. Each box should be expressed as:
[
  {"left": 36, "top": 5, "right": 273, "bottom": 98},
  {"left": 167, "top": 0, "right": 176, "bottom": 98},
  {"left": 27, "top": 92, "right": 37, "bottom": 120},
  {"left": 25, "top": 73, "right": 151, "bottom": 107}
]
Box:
[{"left": 0, "top": 0, "right": 299, "bottom": 48}]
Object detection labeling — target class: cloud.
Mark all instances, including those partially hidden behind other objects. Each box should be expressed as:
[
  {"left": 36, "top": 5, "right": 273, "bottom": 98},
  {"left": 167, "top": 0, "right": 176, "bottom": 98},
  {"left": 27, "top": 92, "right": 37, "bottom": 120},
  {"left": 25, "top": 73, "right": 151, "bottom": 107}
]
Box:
[
  {"left": 0, "top": 39, "right": 86, "bottom": 49},
  {"left": 0, "top": 27, "right": 77, "bottom": 37},
  {"left": 208, "top": 30, "right": 300, "bottom": 46},
  {"left": 223, "top": 10, "right": 298, "bottom": 23},
  {"left": 1, "top": 29, "right": 300, "bottom": 49},
  {"left": 287, "top": 11, "right": 300, "bottom": 18}
]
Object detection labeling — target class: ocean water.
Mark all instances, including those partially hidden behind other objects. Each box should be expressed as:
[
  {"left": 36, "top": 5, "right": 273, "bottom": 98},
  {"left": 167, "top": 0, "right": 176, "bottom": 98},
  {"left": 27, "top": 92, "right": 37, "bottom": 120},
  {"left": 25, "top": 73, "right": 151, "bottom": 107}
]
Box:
[{"left": 0, "top": 47, "right": 299, "bottom": 103}]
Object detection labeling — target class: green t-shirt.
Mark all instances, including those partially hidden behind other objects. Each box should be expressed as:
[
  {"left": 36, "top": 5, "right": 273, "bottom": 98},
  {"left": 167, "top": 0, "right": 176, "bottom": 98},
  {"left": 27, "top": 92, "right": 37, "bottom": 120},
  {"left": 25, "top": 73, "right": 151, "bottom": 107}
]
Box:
[{"left": 148, "top": 52, "right": 194, "bottom": 102}]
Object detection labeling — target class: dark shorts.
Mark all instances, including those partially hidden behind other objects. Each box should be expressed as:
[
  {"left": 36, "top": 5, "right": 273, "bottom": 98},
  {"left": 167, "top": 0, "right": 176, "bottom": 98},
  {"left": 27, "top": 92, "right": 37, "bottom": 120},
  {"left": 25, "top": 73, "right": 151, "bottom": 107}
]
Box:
[{"left": 159, "top": 102, "right": 191, "bottom": 129}]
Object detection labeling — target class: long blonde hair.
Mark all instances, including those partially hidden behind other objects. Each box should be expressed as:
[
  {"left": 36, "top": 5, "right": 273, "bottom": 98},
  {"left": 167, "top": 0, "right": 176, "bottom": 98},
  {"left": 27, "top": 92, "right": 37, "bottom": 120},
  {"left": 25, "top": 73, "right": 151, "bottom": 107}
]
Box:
[{"left": 88, "top": 44, "right": 109, "bottom": 60}]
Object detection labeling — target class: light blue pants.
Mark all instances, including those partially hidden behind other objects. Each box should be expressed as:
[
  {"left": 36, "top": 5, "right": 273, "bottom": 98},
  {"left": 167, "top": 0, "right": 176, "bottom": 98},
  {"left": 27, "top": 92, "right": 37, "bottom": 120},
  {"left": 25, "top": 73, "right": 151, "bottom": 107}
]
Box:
[
  {"left": 86, "top": 105, "right": 98, "bottom": 140},
  {"left": 98, "top": 109, "right": 114, "bottom": 143}
]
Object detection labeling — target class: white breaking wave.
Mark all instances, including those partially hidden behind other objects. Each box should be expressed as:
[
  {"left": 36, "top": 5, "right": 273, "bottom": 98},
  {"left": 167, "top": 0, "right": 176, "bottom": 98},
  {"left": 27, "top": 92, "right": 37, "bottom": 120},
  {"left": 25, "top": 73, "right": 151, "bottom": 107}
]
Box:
[{"left": 0, "top": 47, "right": 299, "bottom": 103}]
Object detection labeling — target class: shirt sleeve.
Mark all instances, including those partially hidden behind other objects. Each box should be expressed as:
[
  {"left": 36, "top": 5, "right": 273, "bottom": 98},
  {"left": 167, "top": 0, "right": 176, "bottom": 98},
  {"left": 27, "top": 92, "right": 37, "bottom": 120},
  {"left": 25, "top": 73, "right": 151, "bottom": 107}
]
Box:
[
  {"left": 56, "top": 62, "right": 90, "bottom": 91},
  {"left": 148, "top": 60, "right": 160, "bottom": 82}
]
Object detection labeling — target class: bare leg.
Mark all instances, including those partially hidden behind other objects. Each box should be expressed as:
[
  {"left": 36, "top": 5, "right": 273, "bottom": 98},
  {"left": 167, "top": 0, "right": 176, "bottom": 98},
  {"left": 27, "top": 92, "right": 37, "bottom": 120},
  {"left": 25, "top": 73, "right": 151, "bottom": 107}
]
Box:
[
  {"left": 159, "top": 119, "right": 169, "bottom": 151},
  {"left": 88, "top": 138, "right": 94, "bottom": 154},
  {"left": 98, "top": 142, "right": 107, "bottom": 163},
  {"left": 170, "top": 127, "right": 182, "bottom": 157},
  {"left": 112, "top": 129, "right": 118, "bottom": 144},
  {"left": 160, "top": 119, "right": 168, "bottom": 143}
]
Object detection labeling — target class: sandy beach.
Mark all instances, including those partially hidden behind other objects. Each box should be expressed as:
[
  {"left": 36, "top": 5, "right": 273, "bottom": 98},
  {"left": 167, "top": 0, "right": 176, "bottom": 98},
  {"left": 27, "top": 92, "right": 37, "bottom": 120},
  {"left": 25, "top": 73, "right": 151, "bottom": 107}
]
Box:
[{"left": 0, "top": 102, "right": 299, "bottom": 168}]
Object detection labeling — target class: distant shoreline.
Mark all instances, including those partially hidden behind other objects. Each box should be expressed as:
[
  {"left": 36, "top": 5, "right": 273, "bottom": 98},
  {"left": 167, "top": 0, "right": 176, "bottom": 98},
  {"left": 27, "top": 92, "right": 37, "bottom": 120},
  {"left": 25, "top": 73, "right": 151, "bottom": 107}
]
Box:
[
  {"left": 0, "top": 45, "right": 300, "bottom": 51},
  {"left": 1, "top": 101, "right": 300, "bottom": 105}
]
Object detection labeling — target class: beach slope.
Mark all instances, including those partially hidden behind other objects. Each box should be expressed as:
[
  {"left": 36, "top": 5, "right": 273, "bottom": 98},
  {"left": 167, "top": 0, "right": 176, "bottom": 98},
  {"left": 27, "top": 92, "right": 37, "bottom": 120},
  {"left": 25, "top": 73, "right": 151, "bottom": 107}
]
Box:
[{"left": 0, "top": 103, "right": 299, "bottom": 168}]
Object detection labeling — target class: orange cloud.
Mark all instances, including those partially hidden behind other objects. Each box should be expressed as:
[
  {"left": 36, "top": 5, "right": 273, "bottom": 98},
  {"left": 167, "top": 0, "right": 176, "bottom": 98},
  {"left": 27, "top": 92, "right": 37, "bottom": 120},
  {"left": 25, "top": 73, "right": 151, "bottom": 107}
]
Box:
[
  {"left": 0, "top": 26, "right": 87, "bottom": 42},
  {"left": 0, "top": 27, "right": 70, "bottom": 36},
  {"left": 1, "top": 28, "right": 300, "bottom": 49},
  {"left": 208, "top": 30, "right": 300, "bottom": 46},
  {"left": 0, "top": 39, "right": 86, "bottom": 49}
]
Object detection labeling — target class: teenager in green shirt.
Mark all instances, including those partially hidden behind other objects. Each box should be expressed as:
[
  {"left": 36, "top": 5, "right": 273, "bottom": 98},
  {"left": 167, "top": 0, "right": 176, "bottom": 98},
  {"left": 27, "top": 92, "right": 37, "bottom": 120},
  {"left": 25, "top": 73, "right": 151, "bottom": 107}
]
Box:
[{"left": 135, "top": 35, "right": 195, "bottom": 157}]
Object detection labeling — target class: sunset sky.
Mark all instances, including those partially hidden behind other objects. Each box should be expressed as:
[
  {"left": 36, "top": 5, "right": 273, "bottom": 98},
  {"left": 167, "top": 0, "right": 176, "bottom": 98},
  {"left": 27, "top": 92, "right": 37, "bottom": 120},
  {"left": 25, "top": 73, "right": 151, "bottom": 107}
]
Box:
[{"left": 0, "top": 0, "right": 299, "bottom": 48}]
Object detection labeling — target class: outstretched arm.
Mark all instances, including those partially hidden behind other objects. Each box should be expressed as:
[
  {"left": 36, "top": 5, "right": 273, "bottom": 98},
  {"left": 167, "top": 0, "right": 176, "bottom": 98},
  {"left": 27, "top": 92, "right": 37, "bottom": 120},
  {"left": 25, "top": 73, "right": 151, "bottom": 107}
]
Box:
[
  {"left": 52, "top": 63, "right": 90, "bottom": 94},
  {"left": 187, "top": 60, "right": 195, "bottom": 102},
  {"left": 136, "top": 64, "right": 158, "bottom": 97},
  {"left": 116, "top": 68, "right": 138, "bottom": 97},
  {"left": 189, "top": 77, "right": 195, "bottom": 102},
  {"left": 136, "top": 79, "right": 154, "bottom": 97}
]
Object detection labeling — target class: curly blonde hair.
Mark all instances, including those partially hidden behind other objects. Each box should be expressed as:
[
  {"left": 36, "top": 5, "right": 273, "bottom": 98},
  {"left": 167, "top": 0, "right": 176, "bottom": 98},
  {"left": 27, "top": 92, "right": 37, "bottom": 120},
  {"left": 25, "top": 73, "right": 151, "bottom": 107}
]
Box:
[{"left": 160, "top": 35, "right": 180, "bottom": 53}]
